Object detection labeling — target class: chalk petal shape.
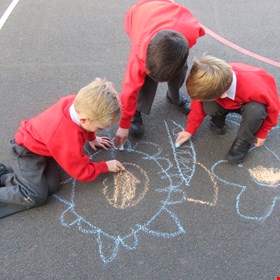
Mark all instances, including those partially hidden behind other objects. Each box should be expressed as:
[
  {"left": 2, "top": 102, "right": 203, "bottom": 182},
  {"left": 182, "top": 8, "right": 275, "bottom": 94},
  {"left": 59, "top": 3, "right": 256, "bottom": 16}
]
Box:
[
  {"left": 164, "top": 120, "right": 196, "bottom": 186},
  {"left": 120, "top": 233, "right": 139, "bottom": 250},
  {"left": 186, "top": 162, "right": 219, "bottom": 207},
  {"left": 97, "top": 232, "right": 120, "bottom": 264},
  {"left": 61, "top": 208, "right": 80, "bottom": 227},
  {"left": 141, "top": 208, "right": 185, "bottom": 238}
]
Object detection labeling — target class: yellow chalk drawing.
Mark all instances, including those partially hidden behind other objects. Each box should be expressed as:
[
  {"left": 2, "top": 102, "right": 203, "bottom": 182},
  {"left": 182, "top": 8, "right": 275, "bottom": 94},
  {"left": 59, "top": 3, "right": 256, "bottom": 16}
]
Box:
[
  {"left": 103, "top": 162, "right": 149, "bottom": 209},
  {"left": 248, "top": 166, "right": 280, "bottom": 185},
  {"left": 185, "top": 162, "right": 219, "bottom": 206}
]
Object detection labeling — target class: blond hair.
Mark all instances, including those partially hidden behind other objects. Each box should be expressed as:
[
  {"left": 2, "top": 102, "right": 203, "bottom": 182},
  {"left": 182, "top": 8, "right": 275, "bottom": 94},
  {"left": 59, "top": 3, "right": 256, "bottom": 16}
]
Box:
[
  {"left": 74, "top": 78, "right": 121, "bottom": 126},
  {"left": 186, "top": 55, "right": 233, "bottom": 100}
]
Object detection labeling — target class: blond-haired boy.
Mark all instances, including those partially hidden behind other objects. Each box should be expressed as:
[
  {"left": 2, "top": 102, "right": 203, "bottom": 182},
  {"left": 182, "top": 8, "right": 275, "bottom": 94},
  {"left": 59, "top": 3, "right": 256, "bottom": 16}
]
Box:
[
  {"left": 0, "top": 78, "right": 125, "bottom": 218},
  {"left": 176, "top": 55, "right": 280, "bottom": 164}
]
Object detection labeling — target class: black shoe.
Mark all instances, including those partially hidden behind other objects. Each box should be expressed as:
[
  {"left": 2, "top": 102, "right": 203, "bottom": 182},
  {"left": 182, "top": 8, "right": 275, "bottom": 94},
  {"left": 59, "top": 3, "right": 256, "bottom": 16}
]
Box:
[
  {"left": 130, "top": 111, "right": 144, "bottom": 137},
  {"left": 0, "top": 163, "right": 9, "bottom": 176},
  {"left": 210, "top": 121, "right": 226, "bottom": 135},
  {"left": 210, "top": 116, "right": 226, "bottom": 135},
  {"left": 225, "top": 138, "right": 251, "bottom": 164},
  {"left": 166, "top": 93, "right": 190, "bottom": 115}
]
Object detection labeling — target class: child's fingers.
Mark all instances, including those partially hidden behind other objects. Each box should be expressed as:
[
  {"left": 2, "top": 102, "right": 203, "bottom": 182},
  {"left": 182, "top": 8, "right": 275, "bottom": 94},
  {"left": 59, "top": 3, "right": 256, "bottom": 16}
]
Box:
[
  {"left": 100, "top": 136, "right": 111, "bottom": 141},
  {"left": 175, "top": 133, "right": 185, "bottom": 144},
  {"left": 116, "top": 161, "right": 125, "bottom": 171},
  {"left": 89, "top": 143, "right": 97, "bottom": 151},
  {"left": 175, "top": 131, "right": 190, "bottom": 146},
  {"left": 102, "top": 141, "right": 113, "bottom": 148},
  {"left": 100, "top": 137, "right": 112, "bottom": 143},
  {"left": 100, "top": 144, "right": 109, "bottom": 150},
  {"left": 119, "top": 163, "right": 125, "bottom": 171}
]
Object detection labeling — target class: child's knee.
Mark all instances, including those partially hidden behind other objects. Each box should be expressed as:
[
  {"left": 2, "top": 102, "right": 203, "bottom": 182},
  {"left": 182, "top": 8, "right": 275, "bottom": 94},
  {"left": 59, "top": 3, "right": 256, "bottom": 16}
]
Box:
[
  {"left": 25, "top": 191, "right": 48, "bottom": 207},
  {"left": 203, "top": 101, "right": 222, "bottom": 116},
  {"left": 242, "top": 102, "right": 267, "bottom": 121}
]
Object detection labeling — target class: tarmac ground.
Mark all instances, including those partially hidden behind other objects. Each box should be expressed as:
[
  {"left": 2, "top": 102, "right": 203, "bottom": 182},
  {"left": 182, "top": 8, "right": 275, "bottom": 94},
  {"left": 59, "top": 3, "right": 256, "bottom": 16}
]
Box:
[{"left": 0, "top": 1, "right": 280, "bottom": 279}]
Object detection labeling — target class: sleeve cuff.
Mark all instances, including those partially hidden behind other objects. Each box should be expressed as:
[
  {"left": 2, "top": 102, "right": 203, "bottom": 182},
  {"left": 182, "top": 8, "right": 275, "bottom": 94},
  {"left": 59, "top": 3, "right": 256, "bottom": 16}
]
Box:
[
  {"left": 256, "top": 129, "right": 268, "bottom": 139},
  {"left": 119, "top": 118, "right": 131, "bottom": 129}
]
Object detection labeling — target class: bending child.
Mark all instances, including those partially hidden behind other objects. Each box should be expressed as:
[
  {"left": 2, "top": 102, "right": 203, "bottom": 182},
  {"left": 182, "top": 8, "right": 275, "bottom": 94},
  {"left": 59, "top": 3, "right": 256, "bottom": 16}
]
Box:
[
  {"left": 115, "top": 0, "right": 205, "bottom": 146},
  {"left": 0, "top": 78, "right": 125, "bottom": 218},
  {"left": 176, "top": 55, "right": 280, "bottom": 164}
]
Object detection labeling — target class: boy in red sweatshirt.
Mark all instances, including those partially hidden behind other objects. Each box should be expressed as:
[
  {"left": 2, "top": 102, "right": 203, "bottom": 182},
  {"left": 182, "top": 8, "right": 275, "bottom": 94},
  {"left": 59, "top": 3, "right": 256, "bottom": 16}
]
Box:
[
  {"left": 0, "top": 78, "right": 125, "bottom": 218},
  {"left": 175, "top": 55, "right": 280, "bottom": 164},
  {"left": 115, "top": 0, "right": 205, "bottom": 146}
]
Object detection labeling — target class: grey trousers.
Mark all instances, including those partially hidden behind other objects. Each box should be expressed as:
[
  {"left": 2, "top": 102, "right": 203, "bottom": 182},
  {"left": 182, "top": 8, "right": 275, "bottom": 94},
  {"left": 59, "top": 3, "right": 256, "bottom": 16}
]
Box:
[
  {"left": 0, "top": 141, "right": 62, "bottom": 218},
  {"left": 136, "top": 63, "right": 188, "bottom": 115},
  {"left": 203, "top": 101, "right": 267, "bottom": 144}
]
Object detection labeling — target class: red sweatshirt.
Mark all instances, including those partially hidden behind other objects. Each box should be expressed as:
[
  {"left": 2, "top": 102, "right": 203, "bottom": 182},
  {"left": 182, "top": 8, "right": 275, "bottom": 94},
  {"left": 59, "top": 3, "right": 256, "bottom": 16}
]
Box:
[
  {"left": 119, "top": 0, "right": 205, "bottom": 128},
  {"left": 185, "top": 63, "right": 280, "bottom": 139},
  {"left": 15, "top": 95, "right": 108, "bottom": 182}
]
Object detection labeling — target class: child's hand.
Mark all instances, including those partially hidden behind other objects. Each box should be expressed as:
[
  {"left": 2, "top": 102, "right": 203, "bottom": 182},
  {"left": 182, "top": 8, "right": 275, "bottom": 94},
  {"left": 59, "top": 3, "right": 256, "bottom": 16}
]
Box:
[
  {"left": 89, "top": 137, "right": 112, "bottom": 151},
  {"left": 106, "top": 160, "right": 125, "bottom": 173},
  {"left": 255, "top": 137, "right": 266, "bottom": 147},
  {"left": 115, "top": 127, "right": 129, "bottom": 148},
  {"left": 175, "top": 131, "right": 192, "bottom": 147}
]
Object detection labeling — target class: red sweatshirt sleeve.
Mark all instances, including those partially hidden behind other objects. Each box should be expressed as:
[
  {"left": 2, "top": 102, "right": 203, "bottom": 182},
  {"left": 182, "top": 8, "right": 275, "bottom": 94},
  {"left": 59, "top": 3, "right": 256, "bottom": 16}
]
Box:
[
  {"left": 47, "top": 125, "right": 108, "bottom": 182},
  {"left": 185, "top": 101, "right": 206, "bottom": 135},
  {"left": 119, "top": 52, "right": 146, "bottom": 128},
  {"left": 88, "top": 132, "right": 96, "bottom": 141}
]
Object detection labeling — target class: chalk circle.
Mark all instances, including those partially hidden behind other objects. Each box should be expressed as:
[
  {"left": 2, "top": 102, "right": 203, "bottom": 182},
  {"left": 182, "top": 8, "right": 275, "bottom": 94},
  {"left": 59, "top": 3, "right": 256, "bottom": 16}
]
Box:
[{"left": 102, "top": 162, "right": 149, "bottom": 209}]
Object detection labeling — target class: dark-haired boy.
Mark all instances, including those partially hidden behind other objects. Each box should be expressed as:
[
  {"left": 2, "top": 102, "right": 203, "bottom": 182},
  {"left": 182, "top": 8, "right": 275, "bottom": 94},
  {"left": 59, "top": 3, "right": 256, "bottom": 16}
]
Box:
[{"left": 115, "top": 0, "right": 205, "bottom": 145}]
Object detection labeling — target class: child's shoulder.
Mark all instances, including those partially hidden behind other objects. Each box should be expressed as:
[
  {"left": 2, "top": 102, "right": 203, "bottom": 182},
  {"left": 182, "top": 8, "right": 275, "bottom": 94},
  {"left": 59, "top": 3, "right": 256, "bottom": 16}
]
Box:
[
  {"left": 230, "top": 62, "right": 263, "bottom": 73},
  {"left": 230, "top": 63, "right": 273, "bottom": 82}
]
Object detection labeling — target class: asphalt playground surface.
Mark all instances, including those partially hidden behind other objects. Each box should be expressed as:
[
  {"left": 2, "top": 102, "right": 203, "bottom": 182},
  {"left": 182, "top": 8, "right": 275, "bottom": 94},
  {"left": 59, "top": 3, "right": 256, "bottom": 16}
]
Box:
[{"left": 0, "top": 1, "right": 279, "bottom": 279}]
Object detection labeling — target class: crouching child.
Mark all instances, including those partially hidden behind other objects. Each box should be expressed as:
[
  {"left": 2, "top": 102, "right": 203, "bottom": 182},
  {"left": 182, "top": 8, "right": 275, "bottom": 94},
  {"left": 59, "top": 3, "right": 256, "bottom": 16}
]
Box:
[{"left": 0, "top": 78, "right": 125, "bottom": 218}]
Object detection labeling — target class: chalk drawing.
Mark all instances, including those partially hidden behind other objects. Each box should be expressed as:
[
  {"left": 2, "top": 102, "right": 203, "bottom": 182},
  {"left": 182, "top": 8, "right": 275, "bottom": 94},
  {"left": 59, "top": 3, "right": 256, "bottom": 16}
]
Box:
[
  {"left": 163, "top": 121, "right": 219, "bottom": 207},
  {"left": 102, "top": 162, "right": 149, "bottom": 209},
  {"left": 248, "top": 167, "right": 280, "bottom": 186},
  {"left": 54, "top": 120, "right": 193, "bottom": 263},
  {"left": 211, "top": 115, "right": 280, "bottom": 222},
  {"left": 53, "top": 117, "right": 279, "bottom": 262},
  {"left": 184, "top": 162, "right": 219, "bottom": 206},
  {"left": 53, "top": 120, "right": 221, "bottom": 263}
]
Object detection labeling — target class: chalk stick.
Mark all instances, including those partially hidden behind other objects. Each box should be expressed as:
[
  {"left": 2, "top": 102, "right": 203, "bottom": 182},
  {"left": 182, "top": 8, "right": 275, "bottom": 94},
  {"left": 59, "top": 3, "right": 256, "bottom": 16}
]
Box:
[
  {"left": 119, "top": 144, "right": 124, "bottom": 151},
  {"left": 175, "top": 142, "right": 181, "bottom": 148}
]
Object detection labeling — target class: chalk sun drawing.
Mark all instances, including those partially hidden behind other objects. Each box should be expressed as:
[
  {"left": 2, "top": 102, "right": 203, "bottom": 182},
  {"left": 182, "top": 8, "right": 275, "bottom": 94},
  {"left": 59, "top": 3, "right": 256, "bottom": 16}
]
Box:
[
  {"left": 53, "top": 120, "right": 219, "bottom": 263},
  {"left": 211, "top": 117, "right": 280, "bottom": 222}
]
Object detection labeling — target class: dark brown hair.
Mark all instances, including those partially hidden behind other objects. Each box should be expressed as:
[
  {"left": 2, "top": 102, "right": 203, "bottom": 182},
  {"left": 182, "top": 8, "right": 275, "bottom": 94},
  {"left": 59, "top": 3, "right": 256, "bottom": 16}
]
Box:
[{"left": 146, "top": 30, "right": 189, "bottom": 82}]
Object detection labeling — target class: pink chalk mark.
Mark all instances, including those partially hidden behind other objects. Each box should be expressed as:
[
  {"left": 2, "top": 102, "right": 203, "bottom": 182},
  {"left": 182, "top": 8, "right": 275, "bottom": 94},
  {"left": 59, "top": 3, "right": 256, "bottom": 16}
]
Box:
[{"left": 203, "top": 25, "right": 280, "bottom": 68}]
